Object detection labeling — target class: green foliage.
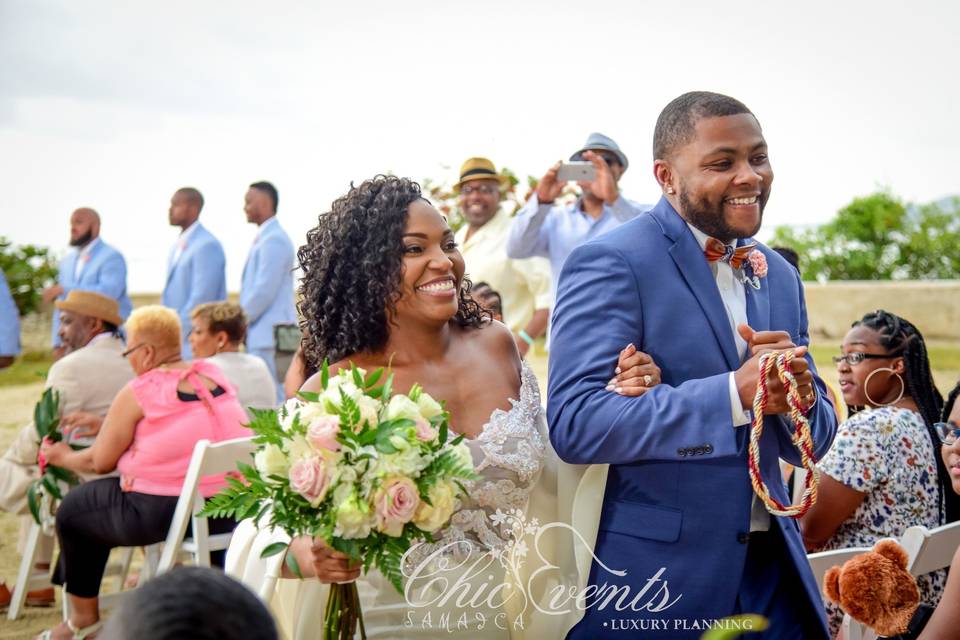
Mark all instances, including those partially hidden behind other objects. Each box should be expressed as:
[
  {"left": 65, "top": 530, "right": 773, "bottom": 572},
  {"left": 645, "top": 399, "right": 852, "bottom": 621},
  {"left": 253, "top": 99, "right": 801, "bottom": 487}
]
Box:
[
  {"left": 0, "top": 237, "right": 59, "bottom": 316},
  {"left": 770, "top": 192, "right": 960, "bottom": 281},
  {"left": 27, "top": 388, "right": 82, "bottom": 524}
]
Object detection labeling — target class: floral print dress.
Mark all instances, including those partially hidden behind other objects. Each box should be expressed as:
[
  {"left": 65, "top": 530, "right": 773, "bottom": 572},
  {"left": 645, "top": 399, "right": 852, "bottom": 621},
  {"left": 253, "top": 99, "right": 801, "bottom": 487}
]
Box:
[{"left": 817, "top": 406, "right": 945, "bottom": 637}]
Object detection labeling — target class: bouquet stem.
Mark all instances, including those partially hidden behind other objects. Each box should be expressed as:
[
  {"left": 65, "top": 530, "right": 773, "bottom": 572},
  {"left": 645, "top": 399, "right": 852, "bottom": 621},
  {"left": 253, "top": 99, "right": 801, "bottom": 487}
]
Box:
[{"left": 323, "top": 582, "right": 366, "bottom": 640}]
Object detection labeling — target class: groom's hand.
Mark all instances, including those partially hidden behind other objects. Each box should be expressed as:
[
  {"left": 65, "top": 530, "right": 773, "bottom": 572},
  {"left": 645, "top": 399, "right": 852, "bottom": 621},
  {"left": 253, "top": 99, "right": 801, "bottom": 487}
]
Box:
[
  {"left": 735, "top": 345, "right": 816, "bottom": 414},
  {"left": 737, "top": 324, "right": 795, "bottom": 357}
]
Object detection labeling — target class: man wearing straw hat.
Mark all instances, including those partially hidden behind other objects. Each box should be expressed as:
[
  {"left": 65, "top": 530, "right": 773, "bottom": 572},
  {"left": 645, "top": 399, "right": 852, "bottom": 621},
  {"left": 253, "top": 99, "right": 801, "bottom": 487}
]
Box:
[
  {"left": 453, "top": 157, "right": 553, "bottom": 357},
  {"left": 0, "top": 290, "right": 134, "bottom": 610},
  {"left": 507, "top": 133, "right": 650, "bottom": 299}
]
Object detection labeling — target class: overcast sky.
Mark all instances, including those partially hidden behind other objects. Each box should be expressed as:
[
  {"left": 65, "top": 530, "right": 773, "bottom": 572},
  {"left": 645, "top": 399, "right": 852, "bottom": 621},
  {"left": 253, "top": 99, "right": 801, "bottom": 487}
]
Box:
[{"left": 2, "top": 0, "right": 958, "bottom": 293}]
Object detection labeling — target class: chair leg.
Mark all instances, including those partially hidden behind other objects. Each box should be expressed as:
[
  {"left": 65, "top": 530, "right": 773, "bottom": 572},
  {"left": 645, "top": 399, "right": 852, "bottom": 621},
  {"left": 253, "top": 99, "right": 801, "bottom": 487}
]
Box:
[
  {"left": 114, "top": 547, "right": 135, "bottom": 592},
  {"left": 7, "top": 521, "right": 42, "bottom": 621}
]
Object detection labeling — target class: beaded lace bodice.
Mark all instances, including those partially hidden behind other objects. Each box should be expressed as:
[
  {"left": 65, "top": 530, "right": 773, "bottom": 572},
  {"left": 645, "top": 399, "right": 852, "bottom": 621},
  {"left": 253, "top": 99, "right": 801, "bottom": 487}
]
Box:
[{"left": 403, "top": 363, "right": 546, "bottom": 570}]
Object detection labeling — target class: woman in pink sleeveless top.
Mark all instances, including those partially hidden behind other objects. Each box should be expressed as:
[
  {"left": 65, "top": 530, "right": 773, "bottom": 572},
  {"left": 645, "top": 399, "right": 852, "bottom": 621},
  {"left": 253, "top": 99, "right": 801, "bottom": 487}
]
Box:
[{"left": 38, "top": 306, "right": 253, "bottom": 640}]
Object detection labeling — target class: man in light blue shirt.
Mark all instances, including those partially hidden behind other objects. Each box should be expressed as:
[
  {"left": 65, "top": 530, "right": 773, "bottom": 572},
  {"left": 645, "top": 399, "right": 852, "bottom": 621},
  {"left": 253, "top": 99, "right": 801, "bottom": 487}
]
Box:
[
  {"left": 161, "top": 187, "right": 227, "bottom": 358},
  {"left": 240, "top": 181, "right": 296, "bottom": 403},
  {"left": 42, "top": 208, "right": 132, "bottom": 358},
  {"left": 0, "top": 270, "right": 20, "bottom": 368},
  {"left": 506, "top": 133, "right": 651, "bottom": 298}
]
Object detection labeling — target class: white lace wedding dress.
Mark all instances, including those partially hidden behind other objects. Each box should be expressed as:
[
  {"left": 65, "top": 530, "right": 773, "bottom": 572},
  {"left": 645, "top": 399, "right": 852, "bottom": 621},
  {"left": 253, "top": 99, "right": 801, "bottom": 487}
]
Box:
[{"left": 251, "top": 363, "right": 572, "bottom": 640}]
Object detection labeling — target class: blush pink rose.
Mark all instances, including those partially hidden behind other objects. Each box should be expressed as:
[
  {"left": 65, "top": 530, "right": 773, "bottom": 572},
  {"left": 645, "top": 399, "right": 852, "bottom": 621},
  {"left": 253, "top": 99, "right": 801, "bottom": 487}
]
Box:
[
  {"left": 288, "top": 456, "right": 330, "bottom": 506},
  {"left": 374, "top": 476, "right": 420, "bottom": 537},
  {"left": 414, "top": 416, "right": 437, "bottom": 442},
  {"left": 748, "top": 250, "right": 768, "bottom": 278},
  {"left": 307, "top": 415, "right": 341, "bottom": 452}
]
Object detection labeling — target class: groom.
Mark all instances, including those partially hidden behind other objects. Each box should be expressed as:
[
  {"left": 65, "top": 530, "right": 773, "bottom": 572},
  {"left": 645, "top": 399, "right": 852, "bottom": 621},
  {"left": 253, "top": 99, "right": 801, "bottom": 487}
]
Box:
[{"left": 547, "top": 92, "right": 837, "bottom": 638}]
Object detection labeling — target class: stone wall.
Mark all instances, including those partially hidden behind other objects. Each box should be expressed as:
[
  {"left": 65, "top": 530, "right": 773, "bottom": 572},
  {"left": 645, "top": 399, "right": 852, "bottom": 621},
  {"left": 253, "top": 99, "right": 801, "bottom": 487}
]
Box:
[{"left": 20, "top": 282, "right": 960, "bottom": 351}]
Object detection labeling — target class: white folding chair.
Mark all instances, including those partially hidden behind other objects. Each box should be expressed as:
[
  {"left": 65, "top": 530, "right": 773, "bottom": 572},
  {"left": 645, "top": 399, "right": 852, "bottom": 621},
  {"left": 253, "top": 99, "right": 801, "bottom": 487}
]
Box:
[
  {"left": 154, "top": 437, "right": 257, "bottom": 575},
  {"left": 900, "top": 520, "right": 960, "bottom": 577},
  {"left": 807, "top": 546, "right": 873, "bottom": 597},
  {"left": 8, "top": 485, "right": 152, "bottom": 620}
]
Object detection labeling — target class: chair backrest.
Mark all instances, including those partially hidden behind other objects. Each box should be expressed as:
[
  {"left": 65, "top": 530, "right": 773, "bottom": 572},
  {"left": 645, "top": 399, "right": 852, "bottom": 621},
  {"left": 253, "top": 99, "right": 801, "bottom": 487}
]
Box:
[
  {"left": 807, "top": 546, "right": 873, "bottom": 596},
  {"left": 900, "top": 520, "right": 960, "bottom": 576},
  {"left": 156, "top": 437, "right": 257, "bottom": 575}
]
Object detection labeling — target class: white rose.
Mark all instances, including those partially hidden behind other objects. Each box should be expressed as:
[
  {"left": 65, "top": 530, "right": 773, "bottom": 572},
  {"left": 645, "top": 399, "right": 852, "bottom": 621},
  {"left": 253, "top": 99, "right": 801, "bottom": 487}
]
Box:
[
  {"left": 373, "top": 447, "right": 429, "bottom": 478},
  {"left": 413, "top": 480, "right": 457, "bottom": 532},
  {"left": 284, "top": 434, "right": 313, "bottom": 462},
  {"left": 279, "top": 398, "right": 304, "bottom": 432},
  {"left": 254, "top": 443, "right": 289, "bottom": 481},
  {"left": 416, "top": 393, "right": 443, "bottom": 420},
  {"left": 452, "top": 441, "right": 474, "bottom": 469},
  {"left": 334, "top": 491, "right": 375, "bottom": 539},
  {"left": 356, "top": 395, "right": 381, "bottom": 430},
  {"left": 322, "top": 377, "right": 362, "bottom": 409},
  {"left": 384, "top": 395, "right": 421, "bottom": 422}
]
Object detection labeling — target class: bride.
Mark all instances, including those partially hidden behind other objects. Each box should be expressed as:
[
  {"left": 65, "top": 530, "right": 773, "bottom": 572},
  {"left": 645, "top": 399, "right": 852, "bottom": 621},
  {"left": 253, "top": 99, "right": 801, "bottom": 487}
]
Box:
[{"left": 239, "top": 176, "right": 659, "bottom": 639}]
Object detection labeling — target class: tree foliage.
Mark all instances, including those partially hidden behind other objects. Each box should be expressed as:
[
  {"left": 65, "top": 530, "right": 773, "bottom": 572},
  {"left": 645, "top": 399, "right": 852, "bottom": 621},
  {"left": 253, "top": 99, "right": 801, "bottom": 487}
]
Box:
[
  {"left": 770, "top": 192, "right": 960, "bottom": 281},
  {"left": 0, "top": 237, "right": 59, "bottom": 316}
]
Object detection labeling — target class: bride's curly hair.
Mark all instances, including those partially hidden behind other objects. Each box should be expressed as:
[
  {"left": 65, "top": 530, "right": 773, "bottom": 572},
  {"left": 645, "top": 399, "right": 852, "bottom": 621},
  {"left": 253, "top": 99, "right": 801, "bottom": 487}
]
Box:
[{"left": 297, "top": 175, "right": 488, "bottom": 366}]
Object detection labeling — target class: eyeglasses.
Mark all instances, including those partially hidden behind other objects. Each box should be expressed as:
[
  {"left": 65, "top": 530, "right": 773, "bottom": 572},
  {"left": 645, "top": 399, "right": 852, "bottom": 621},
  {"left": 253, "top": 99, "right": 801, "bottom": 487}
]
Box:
[
  {"left": 460, "top": 184, "right": 498, "bottom": 196},
  {"left": 831, "top": 351, "right": 901, "bottom": 366},
  {"left": 935, "top": 421, "right": 960, "bottom": 446},
  {"left": 122, "top": 343, "right": 147, "bottom": 358}
]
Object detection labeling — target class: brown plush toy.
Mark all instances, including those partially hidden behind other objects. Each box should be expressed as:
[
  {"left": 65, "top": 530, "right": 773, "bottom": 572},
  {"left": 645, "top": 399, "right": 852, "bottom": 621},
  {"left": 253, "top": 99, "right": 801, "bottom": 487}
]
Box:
[{"left": 823, "top": 539, "right": 920, "bottom": 637}]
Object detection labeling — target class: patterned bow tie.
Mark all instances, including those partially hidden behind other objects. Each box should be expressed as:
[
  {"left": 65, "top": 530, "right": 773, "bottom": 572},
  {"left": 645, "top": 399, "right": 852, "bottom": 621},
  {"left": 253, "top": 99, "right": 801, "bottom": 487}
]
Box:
[{"left": 703, "top": 237, "right": 756, "bottom": 270}]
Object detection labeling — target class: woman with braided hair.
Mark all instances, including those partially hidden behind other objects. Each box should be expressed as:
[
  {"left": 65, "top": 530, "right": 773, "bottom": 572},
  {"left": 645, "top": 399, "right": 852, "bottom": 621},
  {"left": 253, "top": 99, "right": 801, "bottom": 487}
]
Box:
[{"left": 800, "top": 309, "right": 952, "bottom": 637}]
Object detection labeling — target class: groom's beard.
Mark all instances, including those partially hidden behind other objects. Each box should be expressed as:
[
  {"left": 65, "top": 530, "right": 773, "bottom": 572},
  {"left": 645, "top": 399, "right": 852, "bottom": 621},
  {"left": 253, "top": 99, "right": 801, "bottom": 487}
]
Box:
[{"left": 677, "top": 184, "right": 765, "bottom": 243}]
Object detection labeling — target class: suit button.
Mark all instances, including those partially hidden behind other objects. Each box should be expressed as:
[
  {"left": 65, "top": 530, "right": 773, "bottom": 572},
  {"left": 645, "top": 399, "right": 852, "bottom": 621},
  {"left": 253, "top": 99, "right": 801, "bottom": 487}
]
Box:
[
  {"left": 737, "top": 532, "right": 750, "bottom": 544},
  {"left": 677, "top": 448, "right": 687, "bottom": 457},
  {"left": 705, "top": 444, "right": 714, "bottom": 454},
  {"left": 695, "top": 447, "right": 704, "bottom": 455}
]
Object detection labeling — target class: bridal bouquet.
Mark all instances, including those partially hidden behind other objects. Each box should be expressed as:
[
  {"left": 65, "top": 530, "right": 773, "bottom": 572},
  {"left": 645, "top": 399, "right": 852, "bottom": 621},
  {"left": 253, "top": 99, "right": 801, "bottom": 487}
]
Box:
[{"left": 201, "top": 362, "right": 478, "bottom": 639}]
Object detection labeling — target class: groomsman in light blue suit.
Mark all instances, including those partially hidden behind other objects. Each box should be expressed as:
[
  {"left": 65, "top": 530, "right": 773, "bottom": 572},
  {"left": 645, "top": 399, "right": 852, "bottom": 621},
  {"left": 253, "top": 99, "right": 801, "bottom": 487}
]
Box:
[
  {"left": 43, "top": 208, "right": 131, "bottom": 356},
  {"left": 240, "top": 181, "right": 296, "bottom": 402},
  {"left": 161, "top": 187, "right": 227, "bottom": 358},
  {"left": 549, "top": 93, "right": 837, "bottom": 638}
]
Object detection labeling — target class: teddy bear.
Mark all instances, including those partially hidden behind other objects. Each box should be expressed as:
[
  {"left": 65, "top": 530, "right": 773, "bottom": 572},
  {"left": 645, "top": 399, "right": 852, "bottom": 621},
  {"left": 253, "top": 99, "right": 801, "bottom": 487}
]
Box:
[{"left": 822, "top": 539, "right": 920, "bottom": 637}]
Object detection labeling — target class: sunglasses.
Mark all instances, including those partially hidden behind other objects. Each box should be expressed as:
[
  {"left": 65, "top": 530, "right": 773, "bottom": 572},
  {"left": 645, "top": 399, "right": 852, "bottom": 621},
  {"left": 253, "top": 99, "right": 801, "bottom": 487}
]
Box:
[
  {"left": 460, "top": 184, "right": 499, "bottom": 196},
  {"left": 935, "top": 422, "right": 960, "bottom": 446},
  {"left": 122, "top": 343, "right": 147, "bottom": 358},
  {"left": 831, "top": 351, "right": 901, "bottom": 366}
]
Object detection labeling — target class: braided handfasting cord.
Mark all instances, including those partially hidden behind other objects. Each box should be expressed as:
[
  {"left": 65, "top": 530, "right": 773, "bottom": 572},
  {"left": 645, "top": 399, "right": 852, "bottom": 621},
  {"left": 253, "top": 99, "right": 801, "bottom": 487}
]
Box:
[{"left": 746, "top": 350, "right": 819, "bottom": 518}]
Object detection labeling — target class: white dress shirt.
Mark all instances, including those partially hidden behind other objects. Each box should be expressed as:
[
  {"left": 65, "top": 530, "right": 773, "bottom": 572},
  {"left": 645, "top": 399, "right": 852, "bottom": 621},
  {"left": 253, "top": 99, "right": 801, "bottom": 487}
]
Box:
[
  {"left": 74, "top": 238, "right": 101, "bottom": 279},
  {"left": 687, "top": 224, "right": 770, "bottom": 532}
]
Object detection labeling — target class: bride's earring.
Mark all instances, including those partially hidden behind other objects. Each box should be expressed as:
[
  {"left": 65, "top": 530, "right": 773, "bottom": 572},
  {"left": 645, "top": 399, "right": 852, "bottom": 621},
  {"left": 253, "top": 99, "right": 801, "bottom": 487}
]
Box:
[{"left": 864, "top": 367, "right": 905, "bottom": 406}]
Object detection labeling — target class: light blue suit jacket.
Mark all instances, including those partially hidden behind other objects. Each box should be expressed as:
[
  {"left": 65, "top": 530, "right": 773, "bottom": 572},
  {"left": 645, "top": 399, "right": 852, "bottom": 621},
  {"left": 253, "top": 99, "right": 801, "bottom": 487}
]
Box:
[
  {"left": 161, "top": 223, "right": 227, "bottom": 358},
  {"left": 51, "top": 240, "right": 132, "bottom": 346},
  {"left": 1, "top": 270, "right": 20, "bottom": 357},
  {"left": 240, "top": 217, "right": 296, "bottom": 351},
  {"left": 548, "top": 199, "right": 837, "bottom": 638}
]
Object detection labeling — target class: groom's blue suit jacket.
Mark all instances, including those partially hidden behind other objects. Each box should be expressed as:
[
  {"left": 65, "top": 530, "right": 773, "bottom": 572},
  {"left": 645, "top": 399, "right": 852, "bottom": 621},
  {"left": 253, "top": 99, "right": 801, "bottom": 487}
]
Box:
[{"left": 547, "top": 198, "right": 837, "bottom": 636}]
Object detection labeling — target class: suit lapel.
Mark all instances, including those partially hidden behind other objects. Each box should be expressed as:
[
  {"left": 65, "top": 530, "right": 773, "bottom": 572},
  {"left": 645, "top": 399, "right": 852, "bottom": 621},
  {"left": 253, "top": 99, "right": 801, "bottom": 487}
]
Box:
[
  {"left": 653, "top": 200, "right": 740, "bottom": 370},
  {"left": 743, "top": 244, "right": 770, "bottom": 332}
]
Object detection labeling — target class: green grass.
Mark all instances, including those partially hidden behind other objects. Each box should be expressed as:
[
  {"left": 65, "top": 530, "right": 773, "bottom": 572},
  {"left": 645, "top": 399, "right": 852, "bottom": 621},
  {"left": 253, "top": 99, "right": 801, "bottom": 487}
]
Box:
[{"left": 0, "top": 350, "right": 54, "bottom": 388}]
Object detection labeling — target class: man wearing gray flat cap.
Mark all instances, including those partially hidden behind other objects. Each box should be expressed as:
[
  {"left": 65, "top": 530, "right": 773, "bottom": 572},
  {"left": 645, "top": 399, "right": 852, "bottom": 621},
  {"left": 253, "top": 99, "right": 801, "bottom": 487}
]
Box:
[{"left": 507, "top": 133, "right": 651, "bottom": 299}]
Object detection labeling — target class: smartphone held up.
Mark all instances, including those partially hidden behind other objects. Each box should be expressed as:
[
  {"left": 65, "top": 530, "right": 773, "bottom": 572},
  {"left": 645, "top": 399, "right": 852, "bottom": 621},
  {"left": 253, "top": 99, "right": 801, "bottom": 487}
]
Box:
[{"left": 556, "top": 161, "right": 596, "bottom": 183}]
